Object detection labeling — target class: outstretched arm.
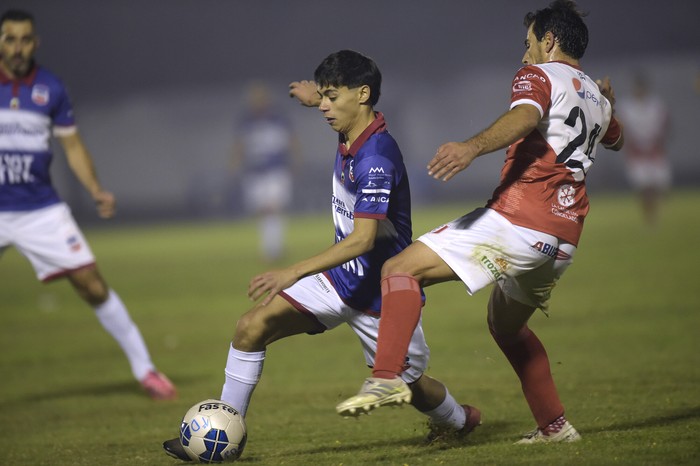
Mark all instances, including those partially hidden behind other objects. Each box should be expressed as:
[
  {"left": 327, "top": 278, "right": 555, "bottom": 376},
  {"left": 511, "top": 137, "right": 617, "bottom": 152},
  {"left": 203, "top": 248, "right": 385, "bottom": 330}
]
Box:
[
  {"left": 58, "top": 132, "right": 115, "bottom": 218},
  {"left": 289, "top": 80, "right": 321, "bottom": 107},
  {"left": 248, "top": 217, "right": 378, "bottom": 305},
  {"left": 427, "top": 103, "right": 541, "bottom": 181}
]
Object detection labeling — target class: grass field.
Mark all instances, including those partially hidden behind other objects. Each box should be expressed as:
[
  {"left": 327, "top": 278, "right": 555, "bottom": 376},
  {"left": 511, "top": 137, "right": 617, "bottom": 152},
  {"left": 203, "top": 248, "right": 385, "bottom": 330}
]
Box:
[{"left": 1, "top": 190, "right": 699, "bottom": 465}]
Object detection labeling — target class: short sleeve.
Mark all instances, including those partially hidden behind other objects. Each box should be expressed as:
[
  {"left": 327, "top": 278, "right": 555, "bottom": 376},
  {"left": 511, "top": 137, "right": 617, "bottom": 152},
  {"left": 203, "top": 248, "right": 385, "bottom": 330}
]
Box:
[
  {"left": 510, "top": 65, "right": 552, "bottom": 117},
  {"left": 353, "top": 154, "right": 397, "bottom": 220}
]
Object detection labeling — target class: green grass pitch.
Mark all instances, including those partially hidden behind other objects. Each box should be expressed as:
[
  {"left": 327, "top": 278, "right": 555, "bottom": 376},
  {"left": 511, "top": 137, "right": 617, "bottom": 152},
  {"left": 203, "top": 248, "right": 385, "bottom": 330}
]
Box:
[{"left": 1, "top": 191, "right": 699, "bottom": 465}]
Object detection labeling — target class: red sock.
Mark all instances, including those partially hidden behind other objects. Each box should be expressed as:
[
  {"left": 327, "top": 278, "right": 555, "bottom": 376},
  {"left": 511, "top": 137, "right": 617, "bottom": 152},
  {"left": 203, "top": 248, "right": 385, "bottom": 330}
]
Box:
[
  {"left": 372, "top": 274, "right": 422, "bottom": 379},
  {"left": 491, "top": 326, "right": 564, "bottom": 429}
]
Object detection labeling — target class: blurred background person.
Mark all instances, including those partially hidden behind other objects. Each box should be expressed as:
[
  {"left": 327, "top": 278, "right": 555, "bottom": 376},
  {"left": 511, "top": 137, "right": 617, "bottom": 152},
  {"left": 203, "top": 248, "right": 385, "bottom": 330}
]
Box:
[
  {"left": 616, "top": 72, "right": 672, "bottom": 226},
  {"left": 231, "top": 82, "right": 300, "bottom": 262},
  {"left": 0, "top": 9, "right": 176, "bottom": 400}
]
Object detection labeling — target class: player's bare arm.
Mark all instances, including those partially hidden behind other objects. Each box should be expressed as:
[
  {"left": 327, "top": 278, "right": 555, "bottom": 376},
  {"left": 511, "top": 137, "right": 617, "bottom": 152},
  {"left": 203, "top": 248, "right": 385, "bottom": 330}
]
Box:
[
  {"left": 248, "top": 217, "right": 379, "bottom": 305},
  {"left": 289, "top": 80, "right": 321, "bottom": 107},
  {"left": 428, "top": 104, "right": 541, "bottom": 181},
  {"left": 58, "top": 131, "right": 115, "bottom": 218}
]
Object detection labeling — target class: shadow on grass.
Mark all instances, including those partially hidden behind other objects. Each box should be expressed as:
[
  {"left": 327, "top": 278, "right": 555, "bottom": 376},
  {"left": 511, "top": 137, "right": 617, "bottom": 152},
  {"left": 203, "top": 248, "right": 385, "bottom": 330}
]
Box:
[
  {"left": 269, "top": 419, "right": 517, "bottom": 460},
  {"left": 0, "top": 374, "right": 202, "bottom": 407},
  {"left": 585, "top": 406, "right": 700, "bottom": 434}
]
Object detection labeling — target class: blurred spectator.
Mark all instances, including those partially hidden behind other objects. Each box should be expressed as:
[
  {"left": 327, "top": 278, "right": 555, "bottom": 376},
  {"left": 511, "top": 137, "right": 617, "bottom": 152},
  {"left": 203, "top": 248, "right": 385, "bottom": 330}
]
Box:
[
  {"left": 616, "top": 73, "right": 671, "bottom": 226},
  {"left": 231, "top": 82, "right": 300, "bottom": 262}
]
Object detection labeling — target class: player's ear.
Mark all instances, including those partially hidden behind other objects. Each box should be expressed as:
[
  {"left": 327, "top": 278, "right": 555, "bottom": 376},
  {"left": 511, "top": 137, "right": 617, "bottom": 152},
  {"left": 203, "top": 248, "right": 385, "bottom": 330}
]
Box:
[
  {"left": 357, "top": 85, "right": 371, "bottom": 105},
  {"left": 544, "top": 31, "right": 555, "bottom": 53}
]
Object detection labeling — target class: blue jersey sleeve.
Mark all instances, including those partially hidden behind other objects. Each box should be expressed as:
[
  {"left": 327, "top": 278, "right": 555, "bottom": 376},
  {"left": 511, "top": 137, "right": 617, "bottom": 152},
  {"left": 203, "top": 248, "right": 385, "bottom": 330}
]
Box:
[
  {"left": 353, "top": 153, "right": 397, "bottom": 219},
  {"left": 50, "top": 80, "right": 75, "bottom": 128}
]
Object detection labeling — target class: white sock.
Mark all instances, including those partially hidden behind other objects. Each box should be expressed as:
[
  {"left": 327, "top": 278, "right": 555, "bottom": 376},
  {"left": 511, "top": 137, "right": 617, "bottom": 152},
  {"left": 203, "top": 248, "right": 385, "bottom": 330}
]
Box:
[
  {"left": 221, "top": 344, "right": 265, "bottom": 417},
  {"left": 423, "top": 389, "right": 466, "bottom": 430},
  {"left": 94, "top": 289, "right": 154, "bottom": 381},
  {"left": 261, "top": 214, "right": 284, "bottom": 260}
]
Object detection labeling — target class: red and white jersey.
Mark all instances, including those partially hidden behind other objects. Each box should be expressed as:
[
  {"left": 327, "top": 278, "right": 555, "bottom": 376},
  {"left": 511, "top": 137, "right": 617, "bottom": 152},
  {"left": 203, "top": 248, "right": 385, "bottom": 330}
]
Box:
[{"left": 487, "top": 62, "right": 622, "bottom": 246}]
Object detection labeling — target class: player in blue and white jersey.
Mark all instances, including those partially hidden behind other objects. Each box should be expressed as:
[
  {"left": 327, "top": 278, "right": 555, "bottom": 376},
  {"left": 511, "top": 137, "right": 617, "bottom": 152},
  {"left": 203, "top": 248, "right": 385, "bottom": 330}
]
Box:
[
  {"left": 0, "top": 9, "right": 175, "bottom": 400},
  {"left": 231, "top": 82, "right": 300, "bottom": 262},
  {"left": 163, "top": 49, "right": 478, "bottom": 460}
]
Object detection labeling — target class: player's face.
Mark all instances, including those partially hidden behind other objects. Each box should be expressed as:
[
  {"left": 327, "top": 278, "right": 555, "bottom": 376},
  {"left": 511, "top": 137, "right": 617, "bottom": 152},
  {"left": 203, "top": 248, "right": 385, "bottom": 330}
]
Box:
[
  {"left": 0, "top": 20, "right": 38, "bottom": 78},
  {"left": 522, "top": 24, "right": 545, "bottom": 66},
  {"left": 316, "top": 84, "right": 367, "bottom": 136}
]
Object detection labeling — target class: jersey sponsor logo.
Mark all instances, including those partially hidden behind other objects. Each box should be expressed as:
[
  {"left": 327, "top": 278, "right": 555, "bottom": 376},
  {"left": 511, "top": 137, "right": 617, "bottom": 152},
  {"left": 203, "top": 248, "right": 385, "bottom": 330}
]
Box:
[
  {"left": 0, "top": 123, "right": 45, "bottom": 137},
  {"left": 514, "top": 72, "right": 546, "bottom": 83},
  {"left": 530, "top": 241, "right": 572, "bottom": 260},
  {"left": 332, "top": 194, "right": 354, "bottom": 220},
  {"left": 571, "top": 78, "right": 606, "bottom": 108},
  {"left": 481, "top": 255, "right": 507, "bottom": 280},
  {"left": 572, "top": 78, "right": 586, "bottom": 98},
  {"left": 557, "top": 184, "right": 576, "bottom": 207},
  {"left": 368, "top": 167, "right": 385, "bottom": 174},
  {"left": 313, "top": 274, "right": 332, "bottom": 294},
  {"left": 31, "top": 85, "right": 50, "bottom": 106},
  {"left": 513, "top": 81, "right": 532, "bottom": 93},
  {"left": 0, "top": 153, "right": 34, "bottom": 184},
  {"left": 361, "top": 196, "right": 389, "bottom": 203}
]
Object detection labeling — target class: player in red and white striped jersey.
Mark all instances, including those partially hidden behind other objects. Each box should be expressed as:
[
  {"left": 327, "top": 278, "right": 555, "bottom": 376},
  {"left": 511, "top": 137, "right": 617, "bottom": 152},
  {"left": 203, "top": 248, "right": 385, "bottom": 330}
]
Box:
[{"left": 337, "top": 0, "right": 624, "bottom": 444}]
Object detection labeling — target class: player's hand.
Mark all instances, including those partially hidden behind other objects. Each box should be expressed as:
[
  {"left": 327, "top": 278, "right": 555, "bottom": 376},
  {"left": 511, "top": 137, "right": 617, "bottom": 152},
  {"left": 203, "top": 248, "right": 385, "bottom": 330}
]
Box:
[
  {"left": 289, "top": 80, "right": 321, "bottom": 107},
  {"left": 248, "top": 269, "right": 298, "bottom": 306},
  {"left": 93, "top": 190, "right": 115, "bottom": 218},
  {"left": 596, "top": 76, "right": 616, "bottom": 108},
  {"left": 427, "top": 141, "right": 479, "bottom": 182}
]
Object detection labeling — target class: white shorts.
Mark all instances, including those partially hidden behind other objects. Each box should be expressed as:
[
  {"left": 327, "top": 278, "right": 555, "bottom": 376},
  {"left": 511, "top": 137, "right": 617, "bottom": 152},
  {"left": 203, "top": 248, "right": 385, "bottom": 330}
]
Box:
[
  {"left": 280, "top": 273, "right": 429, "bottom": 383},
  {"left": 242, "top": 169, "right": 292, "bottom": 212},
  {"left": 626, "top": 158, "right": 671, "bottom": 190},
  {"left": 417, "top": 208, "right": 576, "bottom": 310},
  {"left": 0, "top": 203, "right": 96, "bottom": 281}
]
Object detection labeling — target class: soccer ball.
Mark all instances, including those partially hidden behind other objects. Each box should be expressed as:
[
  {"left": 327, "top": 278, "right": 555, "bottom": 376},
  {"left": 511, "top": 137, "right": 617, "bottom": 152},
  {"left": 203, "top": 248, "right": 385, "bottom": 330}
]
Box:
[{"left": 179, "top": 399, "right": 247, "bottom": 463}]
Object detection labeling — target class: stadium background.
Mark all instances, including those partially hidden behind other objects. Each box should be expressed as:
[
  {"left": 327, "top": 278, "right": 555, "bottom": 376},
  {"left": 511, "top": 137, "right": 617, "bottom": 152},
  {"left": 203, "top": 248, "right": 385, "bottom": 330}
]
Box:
[{"left": 14, "top": 0, "right": 700, "bottom": 223}]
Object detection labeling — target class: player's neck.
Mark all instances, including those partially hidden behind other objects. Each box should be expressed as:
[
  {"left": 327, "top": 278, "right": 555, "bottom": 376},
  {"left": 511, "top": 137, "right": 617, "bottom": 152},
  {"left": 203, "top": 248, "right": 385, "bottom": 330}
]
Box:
[
  {"left": 547, "top": 50, "right": 579, "bottom": 67},
  {"left": 343, "top": 109, "right": 376, "bottom": 148}
]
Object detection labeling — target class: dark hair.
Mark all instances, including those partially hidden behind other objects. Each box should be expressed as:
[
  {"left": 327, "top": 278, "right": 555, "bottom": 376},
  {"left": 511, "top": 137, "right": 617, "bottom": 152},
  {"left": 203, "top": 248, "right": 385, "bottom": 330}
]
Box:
[
  {"left": 1, "top": 9, "right": 35, "bottom": 28},
  {"left": 524, "top": 0, "right": 588, "bottom": 59},
  {"left": 314, "top": 50, "right": 382, "bottom": 106}
]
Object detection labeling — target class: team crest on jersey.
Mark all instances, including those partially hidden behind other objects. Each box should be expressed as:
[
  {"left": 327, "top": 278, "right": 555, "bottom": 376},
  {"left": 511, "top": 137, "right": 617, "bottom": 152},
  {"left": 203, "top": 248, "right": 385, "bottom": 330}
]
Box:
[
  {"left": 31, "top": 85, "right": 50, "bottom": 106},
  {"left": 348, "top": 159, "right": 355, "bottom": 182},
  {"left": 10, "top": 97, "right": 20, "bottom": 109},
  {"left": 571, "top": 78, "right": 586, "bottom": 99},
  {"left": 557, "top": 184, "right": 576, "bottom": 207}
]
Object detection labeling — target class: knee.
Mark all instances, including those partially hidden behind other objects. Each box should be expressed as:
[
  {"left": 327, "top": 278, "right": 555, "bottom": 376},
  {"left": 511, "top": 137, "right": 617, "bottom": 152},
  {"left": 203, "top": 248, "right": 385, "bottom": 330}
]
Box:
[
  {"left": 233, "top": 311, "right": 266, "bottom": 351},
  {"left": 71, "top": 271, "right": 109, "bottom": 306},
  {"left": 380, "top": 256, "right": 403, "bottom": 279}
]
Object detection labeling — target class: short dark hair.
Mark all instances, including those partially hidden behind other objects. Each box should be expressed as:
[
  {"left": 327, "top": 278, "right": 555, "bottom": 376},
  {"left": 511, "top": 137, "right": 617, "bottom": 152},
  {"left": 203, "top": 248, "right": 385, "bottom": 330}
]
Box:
[
  {"left": 1, "top": 9, "right": 35, "bottom": 28},
  {"left": 314, "top": 50, "right": 382, "bottom": 106},
  {"left": 524, "top": 0, "right": 588, "bottom": 59}
]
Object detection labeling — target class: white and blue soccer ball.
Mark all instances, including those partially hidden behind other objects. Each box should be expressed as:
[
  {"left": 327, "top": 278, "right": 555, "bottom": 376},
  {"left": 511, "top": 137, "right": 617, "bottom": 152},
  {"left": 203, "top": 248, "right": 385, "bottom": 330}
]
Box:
[{"left": 179, "top": 399, "right": 247, "bottom": 463}]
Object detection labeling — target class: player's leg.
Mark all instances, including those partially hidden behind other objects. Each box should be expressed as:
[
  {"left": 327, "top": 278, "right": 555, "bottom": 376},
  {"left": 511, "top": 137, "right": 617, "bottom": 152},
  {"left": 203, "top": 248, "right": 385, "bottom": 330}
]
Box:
[
  {"left": 489, "top": 246, "right": 581, "bottom": 443},
  {"left": 372, "top": 240, "right": 458, "bottom": 380},
  {"left": 221, "top": 281, "right": 326, "bottom": 417},
  {"left": 411, "top": 374, "right": 482, "bottom": 443},
  {"left": 336, "top": 303, "right": 479, "bottom": 439},
  {"left": 67, "top": 265, "right": 177, "bottom": 400}
]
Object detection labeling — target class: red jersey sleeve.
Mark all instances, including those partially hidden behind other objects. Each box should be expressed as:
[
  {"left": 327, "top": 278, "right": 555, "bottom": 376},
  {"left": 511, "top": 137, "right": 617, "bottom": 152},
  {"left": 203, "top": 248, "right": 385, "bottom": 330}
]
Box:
[
  {"left": 510, "top": 65, "right": 552, "bottom": 116},
  {"left": 601, "top": 116, "right": 622, "bottom": 147}
]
